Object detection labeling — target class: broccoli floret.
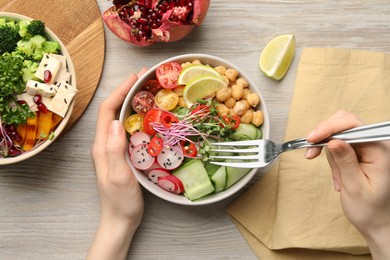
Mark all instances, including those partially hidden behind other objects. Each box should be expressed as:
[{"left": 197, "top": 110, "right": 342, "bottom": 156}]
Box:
[
  {"left": 0, "top": 18, "right": 21, "bottom": 55},
  {"left": 22, "top": 59, "right": 39, "bottom": 83},
  {"left": 18, "top": 20, "right": 30, "bottom": 38},
  {"left": 16, "top": 35, "right": 59, "bottom": 61},
  {"left": 42, "top": 40, "right": 60, "bottom": 54},
  {"left": 27, "top": 20, "right": 45, "bottom": 36}
]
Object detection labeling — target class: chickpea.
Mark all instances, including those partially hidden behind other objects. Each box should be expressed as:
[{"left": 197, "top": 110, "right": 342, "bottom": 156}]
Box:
[
  {"left": 222, "top": 75, "right": 230, "bottom": 85},
  {"left": 240, "top": 110, "right": 253, "bottom": 124},
  {"left": 242, "top": 88, "right": 251, "bottom": 99},
  {"left": 252, "top": 110, "right": 264, "bottom": 127},
  {"left": 225, "top": 68, "right": 239, "bottom": 82},
  {"left": 216, "top": 103, "right": 229, "bottom": 116},
  {"left": 178, "top": 97, "right": 186, "bottom": 107},
  {"left": 231, "top": 84, "right": 244, "bottom": 100},
  {"left": 246, "top": 92, "right": 260, "bottom": 107},
  {"left": 224, "top": 97, "right": 236, "bottom": 108},
  {"left": 236, "top": 77, "right": 249, "bottom": 88},
  {"left": 216, "top": 87, "right": 232, "bottom": 102},
  {"left": 214, "top": 66, "right": 227, "bottom": 75},
  {"left": 229, "top": 109, "right": 237, "bottom": 116},
  {"left": 233, "top": 100, "right": 249, "bottom": 116},
  {"left": 192, "top": 59, "right": 202, "bottom": 65},
  {"left": 174, "top": 85, "right": 185, "bottom": 96},
  {"left": 181, "top": 62, "right": 192, "bottom": 69}
]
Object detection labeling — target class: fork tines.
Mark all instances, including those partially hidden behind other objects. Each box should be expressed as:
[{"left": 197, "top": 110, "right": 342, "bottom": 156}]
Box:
[{"left": 209, "top": 140, "right": 260, "bottom": 161}]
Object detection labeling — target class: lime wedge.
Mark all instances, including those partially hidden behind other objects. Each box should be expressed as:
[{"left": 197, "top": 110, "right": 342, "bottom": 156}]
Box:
[
  {"left": 178, "top": 64, "right": 222, "bottom": 85},
  {"left": 183, "top": 76, "right": 228, "bottom": 107},
  {"left": 259, "top": 34, "right": 295, "bottom": 80}
]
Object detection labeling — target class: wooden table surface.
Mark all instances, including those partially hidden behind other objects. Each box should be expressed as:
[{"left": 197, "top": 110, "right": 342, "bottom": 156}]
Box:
[{"left": 1, "top": 1, "right": 390, "bottom": 259}]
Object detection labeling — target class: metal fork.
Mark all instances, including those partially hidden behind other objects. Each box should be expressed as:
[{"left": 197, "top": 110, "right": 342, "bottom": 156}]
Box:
[{"left": 209, "top": 121, "right": 390, "bottom": 168}]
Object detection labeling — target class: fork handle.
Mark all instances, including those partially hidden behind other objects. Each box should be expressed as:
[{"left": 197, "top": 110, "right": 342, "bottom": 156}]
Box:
[{"left": 284, "top": 121, "right": 390, "bottom": 150}]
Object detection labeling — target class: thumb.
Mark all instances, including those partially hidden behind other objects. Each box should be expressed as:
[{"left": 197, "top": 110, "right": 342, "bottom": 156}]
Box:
[{"left": 327, "top": 140, "right": 365, "bottom": 193}]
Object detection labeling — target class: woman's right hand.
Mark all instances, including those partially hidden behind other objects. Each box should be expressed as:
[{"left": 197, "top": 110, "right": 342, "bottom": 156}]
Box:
[{"left": 305, "top": 110, "right": 390, "bottom": 260}]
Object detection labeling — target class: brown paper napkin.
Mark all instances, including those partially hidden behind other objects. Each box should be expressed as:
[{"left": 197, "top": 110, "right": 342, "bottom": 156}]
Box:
[{"left": 227, "top": 48, "right": 390, "bottom": 259}]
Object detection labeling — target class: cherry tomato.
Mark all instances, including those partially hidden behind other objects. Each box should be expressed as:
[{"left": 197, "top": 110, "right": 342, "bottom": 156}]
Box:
[
  {"left": 143, "top": 109, "right": 179, "bottom": 135},
  {"left": 180, "top": 140, "right": 198, "bottom": 157},
  {"left": 155, "top": 89, "right": 179, "bottom": 111},
  {"left": 124, "top": 114, "right": 145, "bottom": 135},
  {"left": 131, "top": 90, "right": 155, "bottom": 115},
  {"left": 142, "top": 79, "right": 162, "bottom": 95},
  {"left": 222, "top": 115, "right": 241, "bottom": 129},
  {"left": 148, "top": 135, "right": 163, "bottom": 156},
  {"left": 156, "top": 62, "right": 182, "bottom": 89}
]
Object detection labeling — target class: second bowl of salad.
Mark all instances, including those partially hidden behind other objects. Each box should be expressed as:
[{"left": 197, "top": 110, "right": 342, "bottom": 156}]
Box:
[{"left": 119, "top": 54, "right": 269, "bottom": 205}]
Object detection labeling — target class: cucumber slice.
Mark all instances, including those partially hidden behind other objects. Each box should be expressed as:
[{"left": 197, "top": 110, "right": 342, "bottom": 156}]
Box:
[
  {"left": 210, "top": 166, "right": 226, "bottom": 193},
  {"left": 173, "top": 159, "right": 215, "bottom": 201},
  {"left": 230, "top": 123, "right": 258, "bottom": 140},
  {"left": 204, "top": 161, "right": 220, "bottom": 176},
  {"left": 255, "top": 127, "right": 263, "bottom": 139},
  {"left": 225, "top": 166, "right": 251, "bottom": 189}
]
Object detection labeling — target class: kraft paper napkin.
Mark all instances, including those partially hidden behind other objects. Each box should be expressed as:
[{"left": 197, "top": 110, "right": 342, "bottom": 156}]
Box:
[{"left": 227, "top": 48, "right": 390, "bottom": 259}]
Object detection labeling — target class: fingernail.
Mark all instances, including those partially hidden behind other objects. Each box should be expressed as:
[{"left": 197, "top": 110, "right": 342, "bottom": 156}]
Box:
[
  {"left": 111, "top": 120, "right": 121, "bottom": 135},
  {"left": 304, "top": 148, "right": 314, "bottom": 159},
  {"left": 333, "top": 178, "right": 341, "bottom": 191}
]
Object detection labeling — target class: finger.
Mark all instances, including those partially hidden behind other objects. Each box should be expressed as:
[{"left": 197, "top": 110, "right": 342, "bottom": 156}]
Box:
[
  {"left": 94, "top": 73, "right": 138, "bottom": 148},
  {"left": 306, "top": 110, "right": 363, "bottom": 143},
  {"left": 325, "top": 148, "right": 342, "bottom": 191},
  {"left": 137, "top": 67, "right": 148, "bottom": 78},
  {"left": 327, "top": 139, "right": 366, "bottom": 193},
  {"left": 304, "top": 147, "right": 323, "bottom": 159},
  {"left": 106, "top": 121, "right": 135, "bottom": 185}
]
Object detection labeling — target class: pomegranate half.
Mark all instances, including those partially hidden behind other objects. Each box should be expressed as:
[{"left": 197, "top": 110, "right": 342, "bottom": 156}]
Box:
[{"left": 103, "top": 0, "right": 210, "bottom": 46}]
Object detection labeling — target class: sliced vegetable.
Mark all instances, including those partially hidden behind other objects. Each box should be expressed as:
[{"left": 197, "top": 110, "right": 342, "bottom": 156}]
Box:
[
  {"left": 222, "top": 115, "right": 240, "bottom": 129},
  {"left": 155, "top": 89, "right": 179, "bottom": 111},
  {"left": 23, "top": 115, "right": 38, "bottom": 151},
  {"left": 229, "top": 123, "right": 258, "bottom": 141},
  {"left": 124, "top": 114, "right": 144, "bottom": 135},
  {"left": 147, "top": 168, "right": 170, "bottom": 184},
  {"left": 156, "top": 144, "right": 184, "bottom": 170},
  {"left": 36, "top": 111, "right": 53, "bottom": 140},
  {"left": 131, "top": 90, "right": 155, "bottom": 115},
  {"left": 156, "top": 62, "right": 182, "bottom": 89},
  {"left": 130, "top": 131, "right": 150, "bottom": 147},
  {"left": 225, "top": 166, "right": 251, "bottom": 189},
  {"left": 180, "top": 140, "right": 197, "bottom": 157},
  {"left": 148, "top": 135, "right": 163, "bottom": 156},
  {"left": 142, "top": 79, "right": 162, "bottom": 95},
  {"left": 210, "top": 166, "right": 226, "bottom": 193},
  {"left": 158, "top": 175, "right": 184, "bottom": 195},
  {"left": 130, "top": 144, "right": 155, "bottom": 170}
]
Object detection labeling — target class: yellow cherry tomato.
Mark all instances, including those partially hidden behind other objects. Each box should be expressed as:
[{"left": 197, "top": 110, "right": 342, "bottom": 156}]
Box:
[
  {"left": 155, "top": 89, "right": 179, "bottom": 111},
  {"left": 124, "top": 114, "right": 144, "bottom": 135}
]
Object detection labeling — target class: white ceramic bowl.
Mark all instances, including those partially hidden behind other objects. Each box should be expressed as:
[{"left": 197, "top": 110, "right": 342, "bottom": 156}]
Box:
[
  {"left": 119, "top": 54, "right": 269, "bottom": 205},
  {"left": 0, "top": 12, "right": 76, "bottom": 165}
]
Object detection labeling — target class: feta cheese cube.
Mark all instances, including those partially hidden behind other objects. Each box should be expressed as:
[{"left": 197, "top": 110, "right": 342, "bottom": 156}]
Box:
[
  {"left": 35, "top": 53, "right": 61, "bottom": 83},
  {"left": 48, "top": 83, "right": 77, "bottom": 117},
  {"left": 37, "top": 83, "right": 56, "bottom": 97},
  {"left": 25, "top": 80, "right": 40, "bottom": 95}
]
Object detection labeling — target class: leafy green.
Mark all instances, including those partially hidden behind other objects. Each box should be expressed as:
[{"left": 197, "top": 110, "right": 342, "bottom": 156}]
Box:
[
  {"left": 27, "top": 20, "right": 45, "bottom": 36},
  {"left": 16, "top": 34, "right": 60, "bottom": 60},
  {"left": 0, "top": 52, "right": 34, "bottom": 125}
]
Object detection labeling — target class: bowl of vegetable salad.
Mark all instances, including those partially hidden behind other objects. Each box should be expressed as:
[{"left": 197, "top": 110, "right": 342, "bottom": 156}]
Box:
[
  {"left": 0, "top": 12, "right": 77, "bottom": 165},
  {"left": 119, "top": 54, "right": 269, "bottom": 205}
]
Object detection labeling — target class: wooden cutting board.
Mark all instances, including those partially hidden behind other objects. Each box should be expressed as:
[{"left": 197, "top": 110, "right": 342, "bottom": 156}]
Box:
[{"left": 0, "top": 0, "right": 105, "bottom": 131}]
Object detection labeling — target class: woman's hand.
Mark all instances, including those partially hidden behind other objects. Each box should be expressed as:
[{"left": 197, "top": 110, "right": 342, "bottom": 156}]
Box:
[
  {"left": 88, "top": 69, "right": 147, "bottom": 260},
  {"left": 305, "top": 110, "right": 390, "bottom": 260}
]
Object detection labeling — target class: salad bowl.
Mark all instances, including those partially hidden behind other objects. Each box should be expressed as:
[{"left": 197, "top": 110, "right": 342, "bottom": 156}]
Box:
[
  {"left": 119, "top": 54, "right": 269, "bottom": 205},
  {"left": 0, "top": 12, "right": 77, "bottom": 165}
]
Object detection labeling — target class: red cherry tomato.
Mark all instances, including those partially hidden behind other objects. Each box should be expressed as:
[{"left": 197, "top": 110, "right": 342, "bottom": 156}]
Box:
[
  {"left": 156, "top": 62, "right": 182, "bottom": 89},
  {"left": 148, "top": 135, "right": 163, "bottom": 156},
  {"left": 180, "top": 140, "right": 198, "bottom": 157},
  {"left": 131, "top": 90, "right": 155, "bottom": 115},
  {"left": 143, "top": 109, "right": 179, "bottom": 135},
  {"left": 142, "top": 79, "right": 163, "bottom": 95},
  {"left": 222, "top": 115, "right": 241, "bottom": 129}
]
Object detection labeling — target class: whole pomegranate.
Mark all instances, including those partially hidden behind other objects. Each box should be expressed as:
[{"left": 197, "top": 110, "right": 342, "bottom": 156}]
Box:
[{"left": 103, "top": 0, "right": 210, "bottom": 46}]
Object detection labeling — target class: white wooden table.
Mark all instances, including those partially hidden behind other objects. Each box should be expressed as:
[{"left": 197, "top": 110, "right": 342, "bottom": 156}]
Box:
[{"left": 1, "top": 1, "right": 390, "bottom": 259}]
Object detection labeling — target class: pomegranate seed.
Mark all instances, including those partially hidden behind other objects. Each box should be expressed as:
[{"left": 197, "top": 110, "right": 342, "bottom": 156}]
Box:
[
  {"left": 44, "top": 70, "right": 52, "bottom": 83},
  {"left": 37, "top": 103, "right": 48, "bottom": 113},
  {"left": 17, "top": 100, "right": 27, "bottom": 105},
  {"left": 8, "top": 147, "right": 22, "bottom": 157},
  {"left": 33, "top": 94, "right": 42, "bottom": 104}
]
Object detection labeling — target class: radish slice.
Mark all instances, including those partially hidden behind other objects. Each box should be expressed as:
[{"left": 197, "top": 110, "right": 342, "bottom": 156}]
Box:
[
  {"left": 143, "top": 160, "right": 161, "bottom": 175},
  {"left": 158, "top": 176, "right": 179, "bottom": 193},
  {"left": 147, "top": 168, "right": 171, "bottom": 184},
  {"left": 130, "top": 144, "right": 155, "bottom": 170},
  {"left": 130, "top": 132, "right": 150, "bottom": 147},
  {"left": 157, "top": 144, "right": 184, "bottom": 170},
  {"left": 166, "top": 174, "right": 185, "bottom": 194}
]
